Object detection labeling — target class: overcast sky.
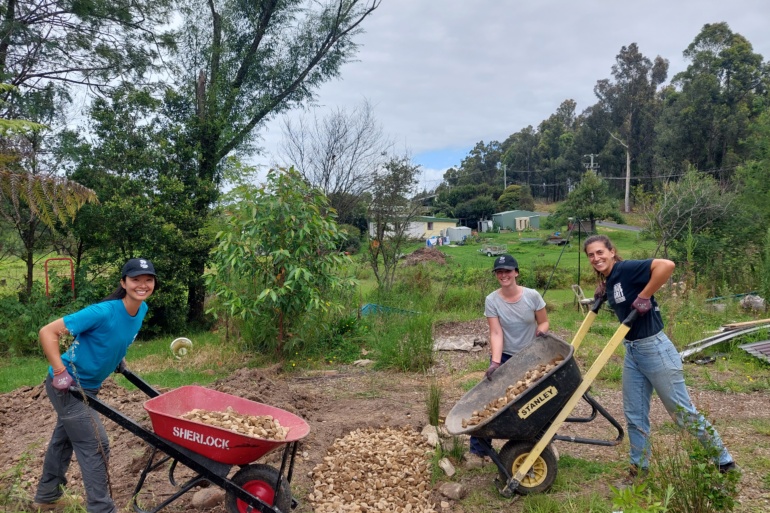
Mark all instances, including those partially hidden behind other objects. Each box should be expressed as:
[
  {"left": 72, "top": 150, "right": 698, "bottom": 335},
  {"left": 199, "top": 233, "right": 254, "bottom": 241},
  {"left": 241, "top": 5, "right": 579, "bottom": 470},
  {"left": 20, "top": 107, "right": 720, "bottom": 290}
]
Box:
[{"left": 255, "top": 0, "right": 770, "bottom": 190}]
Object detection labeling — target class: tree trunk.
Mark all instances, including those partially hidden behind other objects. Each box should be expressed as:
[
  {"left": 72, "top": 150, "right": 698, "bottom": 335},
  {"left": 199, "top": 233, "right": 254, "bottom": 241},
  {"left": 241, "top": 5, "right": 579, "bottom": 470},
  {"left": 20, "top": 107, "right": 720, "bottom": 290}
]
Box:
[{"left": 624, "top": 147, "right": 631, "bottom": 213}]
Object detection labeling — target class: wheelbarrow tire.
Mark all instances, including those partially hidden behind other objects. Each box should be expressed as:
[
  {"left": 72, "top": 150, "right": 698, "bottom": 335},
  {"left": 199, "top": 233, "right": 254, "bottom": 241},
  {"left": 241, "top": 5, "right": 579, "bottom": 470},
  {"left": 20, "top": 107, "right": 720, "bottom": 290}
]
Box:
[
  {"left": 497, "top": 441, "right": 558, "bottom": 494},
  {"left": 226, "top": 463, "right": 292, "bottom": 513}
]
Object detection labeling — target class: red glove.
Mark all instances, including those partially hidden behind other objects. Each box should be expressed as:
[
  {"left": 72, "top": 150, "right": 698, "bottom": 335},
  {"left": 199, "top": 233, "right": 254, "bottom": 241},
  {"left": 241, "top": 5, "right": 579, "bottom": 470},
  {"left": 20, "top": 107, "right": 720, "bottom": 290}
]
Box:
[
  {"left": 594, "top": 282, "right": 606, "bottom": 301},
  {"left": 52, "top": 369, "right": 73, "bottom": 391},
  {"left": 631, "top": 296, "right": 652, "bottom": 316},
  {"left": 485, "top": 361, "right": 501, "bottom": 380}
]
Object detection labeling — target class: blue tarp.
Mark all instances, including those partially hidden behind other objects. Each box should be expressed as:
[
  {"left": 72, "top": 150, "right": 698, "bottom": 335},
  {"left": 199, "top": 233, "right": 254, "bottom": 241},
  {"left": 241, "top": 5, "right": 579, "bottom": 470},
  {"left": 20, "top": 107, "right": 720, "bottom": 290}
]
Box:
[{"left": 359, "top": 303, "right": 419, "bottom": 316}]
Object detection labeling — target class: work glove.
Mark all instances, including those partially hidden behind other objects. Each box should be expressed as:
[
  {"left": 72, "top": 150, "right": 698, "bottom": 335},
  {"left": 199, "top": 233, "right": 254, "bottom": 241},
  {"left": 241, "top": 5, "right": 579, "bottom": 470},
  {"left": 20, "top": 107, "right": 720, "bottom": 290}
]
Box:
[
  {"left": 52, "top": 369, "right": 73, "bottom": 391},
  {"left": 115, "top": 358, "right": 127, "bottom": 374},
  {"left": 484, "top": 361, "right": 501, "bottom": 380},
  {"left": 631, "top": 296, "right": 652, "bottom": 316},
  {"left": 594, "top": 282, "right": 606, "bottom": 302}
]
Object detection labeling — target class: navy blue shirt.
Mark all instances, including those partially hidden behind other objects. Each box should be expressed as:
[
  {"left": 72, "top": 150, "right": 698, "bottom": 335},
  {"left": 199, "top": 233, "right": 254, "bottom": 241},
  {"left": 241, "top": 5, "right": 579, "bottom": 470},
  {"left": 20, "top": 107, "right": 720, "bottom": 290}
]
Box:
[{"left": 605, "top": 259, "right": 664, "bottom": 341}]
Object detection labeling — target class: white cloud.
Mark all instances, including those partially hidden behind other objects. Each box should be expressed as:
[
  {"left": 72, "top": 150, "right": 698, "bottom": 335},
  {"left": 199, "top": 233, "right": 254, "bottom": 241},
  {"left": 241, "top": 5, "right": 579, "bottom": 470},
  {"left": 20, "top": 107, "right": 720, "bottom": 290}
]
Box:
[{"left": 255, "top": 0, "right": 770, "bottom": 182}]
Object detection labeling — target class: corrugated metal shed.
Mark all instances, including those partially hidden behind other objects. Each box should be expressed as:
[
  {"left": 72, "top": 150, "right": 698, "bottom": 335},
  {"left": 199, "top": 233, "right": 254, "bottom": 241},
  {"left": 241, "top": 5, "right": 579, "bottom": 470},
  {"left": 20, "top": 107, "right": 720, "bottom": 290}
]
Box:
[{"left": 738, "top": 340, "right": 770, "bottom": 363}]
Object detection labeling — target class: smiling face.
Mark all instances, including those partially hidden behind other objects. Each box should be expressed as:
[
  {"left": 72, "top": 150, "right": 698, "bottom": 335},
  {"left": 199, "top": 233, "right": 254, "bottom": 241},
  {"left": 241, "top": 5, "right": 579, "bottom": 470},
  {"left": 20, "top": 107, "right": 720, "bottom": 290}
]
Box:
[
  {"left": 585, "top": 241, "right": 616, "bottom": 277},
  {"left": 121, "top": 274, "right": 156, "bottom": 302},
  {"left": 494, "top": 268, "right": 518, "bottom": 286}
]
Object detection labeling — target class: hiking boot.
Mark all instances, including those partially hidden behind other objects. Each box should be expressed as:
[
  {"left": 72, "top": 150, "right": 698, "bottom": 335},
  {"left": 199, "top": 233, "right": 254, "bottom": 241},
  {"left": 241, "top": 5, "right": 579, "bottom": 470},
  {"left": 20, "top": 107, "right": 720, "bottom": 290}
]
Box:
[
  {"left": 622, "top": 464, "right": 649, "bottom": 485},
  {"left": 32, "top": 500, "right": 68, "bottom": 512},
  {"left": 719, "top": 461, "right": 740, "bottom": 474},
  {"left": 32, "top": 495, "right": 82, "bottom": 512}
]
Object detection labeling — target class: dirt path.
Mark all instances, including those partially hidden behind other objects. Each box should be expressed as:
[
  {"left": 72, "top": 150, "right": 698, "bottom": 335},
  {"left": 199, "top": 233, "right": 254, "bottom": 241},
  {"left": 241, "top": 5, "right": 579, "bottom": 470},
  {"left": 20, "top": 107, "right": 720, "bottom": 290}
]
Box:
[{"left": 2, "top": 325, "right": 769, "bottom": 512}]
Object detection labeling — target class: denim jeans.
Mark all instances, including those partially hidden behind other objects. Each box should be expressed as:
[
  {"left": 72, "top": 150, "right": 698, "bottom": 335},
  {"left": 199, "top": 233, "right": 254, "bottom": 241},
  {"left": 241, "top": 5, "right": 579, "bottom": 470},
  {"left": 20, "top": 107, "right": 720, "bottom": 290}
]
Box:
[
  {"left": 470, "top": 352, "right": 512, "bottom": 456},
  {"left": 34, "top": 376, "right": 116, "bottom": 513},
  {"left": 623, "top": 331, "right": 732, "bottom": 469}
]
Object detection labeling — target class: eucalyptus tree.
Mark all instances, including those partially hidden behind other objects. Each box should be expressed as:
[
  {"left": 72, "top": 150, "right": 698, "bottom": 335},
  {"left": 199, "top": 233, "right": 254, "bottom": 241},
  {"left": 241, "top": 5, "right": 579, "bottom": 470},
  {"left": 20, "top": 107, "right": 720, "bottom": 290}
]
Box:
[
  {"left": 655, "top": 23, "right": 769, "bottom": 178},
  {"left": 163, "top": 0, "right": 380, "bottom": 323},
  {"left": 594, "top": 43, "right": 668, "bottom": 212},
  {"left": 278, "top": 99, "right": 392, "bottom": 225},
  {"left": 207, "top": 166, "right": 353, "bottom": 354}
]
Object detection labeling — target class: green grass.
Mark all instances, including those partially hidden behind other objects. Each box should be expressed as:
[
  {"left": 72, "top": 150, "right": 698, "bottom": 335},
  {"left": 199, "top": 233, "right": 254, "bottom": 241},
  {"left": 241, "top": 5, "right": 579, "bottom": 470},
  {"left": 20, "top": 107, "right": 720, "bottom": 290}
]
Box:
[{"left": 0, "top": 356, "right": 48, "bottom": 393}]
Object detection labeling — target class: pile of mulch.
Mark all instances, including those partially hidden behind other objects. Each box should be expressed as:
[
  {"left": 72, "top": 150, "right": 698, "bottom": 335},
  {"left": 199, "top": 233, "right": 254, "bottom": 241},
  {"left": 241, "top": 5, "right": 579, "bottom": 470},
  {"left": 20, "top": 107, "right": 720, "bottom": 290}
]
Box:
[{"left": 401, "top": 247, "right": 448, "bottom": 266}]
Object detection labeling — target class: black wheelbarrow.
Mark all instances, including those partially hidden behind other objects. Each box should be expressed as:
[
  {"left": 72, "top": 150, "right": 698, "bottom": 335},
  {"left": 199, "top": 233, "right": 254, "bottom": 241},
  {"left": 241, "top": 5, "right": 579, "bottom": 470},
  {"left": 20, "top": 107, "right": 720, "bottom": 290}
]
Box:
[
  {"left": 69, "top": 369, "right": 309, "bottom": 513},
  {"left": 446, "top": 306, "right": 637, "bottom": 497}
]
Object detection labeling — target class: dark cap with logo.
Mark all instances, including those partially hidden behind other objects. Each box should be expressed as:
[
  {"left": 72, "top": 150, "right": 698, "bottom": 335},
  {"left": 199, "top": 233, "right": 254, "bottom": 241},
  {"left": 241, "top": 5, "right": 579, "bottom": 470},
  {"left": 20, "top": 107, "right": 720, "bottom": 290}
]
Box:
[
  {"left": 121, "top": 258, "right": 157, "bottom": 278},
  {"left": 493, "top": 254, "right": 518, "bottom": 272}
]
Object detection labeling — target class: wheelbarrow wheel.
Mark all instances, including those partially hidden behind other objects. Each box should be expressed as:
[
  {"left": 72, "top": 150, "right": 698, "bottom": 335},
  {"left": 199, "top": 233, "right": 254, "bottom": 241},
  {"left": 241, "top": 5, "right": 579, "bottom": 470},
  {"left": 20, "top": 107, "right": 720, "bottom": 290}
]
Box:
[
  {"left": 498, "top": 441, "right": 557, "bottom": 494},
  {"left": 225, "top": 463, "right": 292, "bottom": 513}
]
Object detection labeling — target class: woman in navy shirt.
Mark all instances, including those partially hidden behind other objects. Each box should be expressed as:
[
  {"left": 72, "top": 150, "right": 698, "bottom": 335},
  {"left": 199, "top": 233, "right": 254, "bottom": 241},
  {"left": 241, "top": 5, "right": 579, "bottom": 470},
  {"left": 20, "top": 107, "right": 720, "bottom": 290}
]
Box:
[{"left": 583, "top": 235, "right": 736, "bottom": 480}]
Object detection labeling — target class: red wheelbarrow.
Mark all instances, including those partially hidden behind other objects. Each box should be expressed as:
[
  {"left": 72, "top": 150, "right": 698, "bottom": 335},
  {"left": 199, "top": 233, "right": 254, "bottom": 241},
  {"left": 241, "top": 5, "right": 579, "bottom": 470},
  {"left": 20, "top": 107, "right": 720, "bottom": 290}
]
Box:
[
  {"left": 70, "top": 371, "right": 309, "bottom": 513},
  {"left": 446, "top": 305, "right": 637, "bottom": 497}
]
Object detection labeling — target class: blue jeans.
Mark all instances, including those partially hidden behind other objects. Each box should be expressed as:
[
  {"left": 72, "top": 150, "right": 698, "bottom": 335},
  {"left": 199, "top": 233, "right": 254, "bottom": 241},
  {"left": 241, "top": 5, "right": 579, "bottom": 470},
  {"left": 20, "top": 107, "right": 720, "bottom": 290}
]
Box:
[
  {"left": 623, "top": 331, "right": 732, "bottom": 469},
  {"left": 470, "top": 353, "right": 512, "bottom": 456},
  {"left": 34, "top": 376, "right": 116, "bottom": 513}
]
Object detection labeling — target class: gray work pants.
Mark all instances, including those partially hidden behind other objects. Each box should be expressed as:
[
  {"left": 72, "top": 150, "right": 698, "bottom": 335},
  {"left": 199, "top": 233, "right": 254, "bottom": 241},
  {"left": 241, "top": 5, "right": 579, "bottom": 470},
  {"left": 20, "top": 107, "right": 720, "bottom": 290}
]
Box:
[{"left": 34, "top": 376, "right": 116, "bottom": 513}]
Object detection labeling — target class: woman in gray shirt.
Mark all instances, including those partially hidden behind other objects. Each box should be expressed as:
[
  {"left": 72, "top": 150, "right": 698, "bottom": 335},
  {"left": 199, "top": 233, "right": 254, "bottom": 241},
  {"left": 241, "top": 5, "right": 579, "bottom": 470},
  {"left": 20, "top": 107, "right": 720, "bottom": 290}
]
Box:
[{"left": 470, "top": 254, "right": 549, "bottom": 457}]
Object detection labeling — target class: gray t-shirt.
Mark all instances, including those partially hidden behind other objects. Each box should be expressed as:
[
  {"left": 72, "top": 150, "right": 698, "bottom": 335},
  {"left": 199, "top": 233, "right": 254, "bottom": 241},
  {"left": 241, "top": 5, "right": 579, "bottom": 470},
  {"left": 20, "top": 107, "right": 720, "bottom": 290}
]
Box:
[{"left": 485, "top": 287, "right": 546, "bottom": 356}]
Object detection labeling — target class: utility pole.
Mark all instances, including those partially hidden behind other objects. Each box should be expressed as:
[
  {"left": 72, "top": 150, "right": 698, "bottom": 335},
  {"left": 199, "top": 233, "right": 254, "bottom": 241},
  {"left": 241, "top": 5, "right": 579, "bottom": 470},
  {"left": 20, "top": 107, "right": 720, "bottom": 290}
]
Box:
[{"left": 583, "top": 154, "right": 600, "bottom": 173}]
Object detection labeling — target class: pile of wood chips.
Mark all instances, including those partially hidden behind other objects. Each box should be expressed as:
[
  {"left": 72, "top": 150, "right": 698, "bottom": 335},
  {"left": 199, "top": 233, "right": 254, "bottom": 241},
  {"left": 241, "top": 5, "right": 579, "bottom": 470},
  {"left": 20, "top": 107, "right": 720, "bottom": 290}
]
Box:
[
  {"left": 180, "top": 406, "right": 288, "bottom": 440},
  {"left": 462, "top": 356, "right": 565, "bottom": 428},
  {"left": 309, "top": 426, "right": 437, "bottom": 513}
]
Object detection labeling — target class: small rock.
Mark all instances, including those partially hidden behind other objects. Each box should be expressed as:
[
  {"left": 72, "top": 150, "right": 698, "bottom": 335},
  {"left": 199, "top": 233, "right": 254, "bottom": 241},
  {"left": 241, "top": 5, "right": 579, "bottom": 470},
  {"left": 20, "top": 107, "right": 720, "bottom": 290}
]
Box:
[
  {"left": 440, "top": 501, "right": 450, "bottom": 509},
  {"left": 438, "top": 457, "right": 455, "bottom": 477},
  {"left": 192, "top": 487, "right": 225, "bottom": 509},
  {"left": 420, "top": 425, "right": 440, "bottom": 447},
  {"left": 352, "top": 359, "right": 375, "bottom": 367},
  {"left": 438, "top": 482, "right": 467, "bottom": 500}
]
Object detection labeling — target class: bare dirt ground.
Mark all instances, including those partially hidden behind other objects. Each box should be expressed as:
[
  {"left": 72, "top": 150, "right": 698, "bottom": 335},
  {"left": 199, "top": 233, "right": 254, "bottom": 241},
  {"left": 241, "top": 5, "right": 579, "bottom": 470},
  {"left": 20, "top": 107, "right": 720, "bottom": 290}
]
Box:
[{"left": 1, "top": 319, "right": 769, "bottom": 512}]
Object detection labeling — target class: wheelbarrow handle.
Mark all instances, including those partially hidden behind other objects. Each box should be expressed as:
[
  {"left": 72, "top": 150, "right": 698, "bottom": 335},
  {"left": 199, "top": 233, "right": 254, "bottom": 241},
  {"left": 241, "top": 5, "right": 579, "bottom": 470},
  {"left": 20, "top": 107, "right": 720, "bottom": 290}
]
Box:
[{"left": 115, "top": 366, "right": 162, "bottom": 398}]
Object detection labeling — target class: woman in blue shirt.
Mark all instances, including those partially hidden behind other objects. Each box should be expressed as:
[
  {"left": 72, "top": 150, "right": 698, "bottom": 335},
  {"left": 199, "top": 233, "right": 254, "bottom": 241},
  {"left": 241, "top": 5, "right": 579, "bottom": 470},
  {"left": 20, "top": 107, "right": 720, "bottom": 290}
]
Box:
[
  {"left": 583, "top": 235, "right": 736, "bottom": 481},
  {"left": 33, "top": 258, "right": 157, "bottom": 513}
]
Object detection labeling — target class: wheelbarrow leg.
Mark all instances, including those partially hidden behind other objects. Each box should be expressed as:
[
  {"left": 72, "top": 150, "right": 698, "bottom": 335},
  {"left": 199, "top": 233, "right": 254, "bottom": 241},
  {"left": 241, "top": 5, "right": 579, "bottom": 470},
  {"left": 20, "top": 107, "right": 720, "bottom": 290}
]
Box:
[{"left": 507, "top": 311, "right": 637, "bottom": 494}]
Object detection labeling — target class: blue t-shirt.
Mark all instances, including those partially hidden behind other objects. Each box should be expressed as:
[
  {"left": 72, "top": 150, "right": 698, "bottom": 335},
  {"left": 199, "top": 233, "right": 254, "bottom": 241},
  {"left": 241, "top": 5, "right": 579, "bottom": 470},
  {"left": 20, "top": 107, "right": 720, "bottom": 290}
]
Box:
[
  {"left": 49, "top": 300, "right": 148, "bottom": 389},
  {"left": 605, "top": 259, "right": 664, "bottom": 341}
]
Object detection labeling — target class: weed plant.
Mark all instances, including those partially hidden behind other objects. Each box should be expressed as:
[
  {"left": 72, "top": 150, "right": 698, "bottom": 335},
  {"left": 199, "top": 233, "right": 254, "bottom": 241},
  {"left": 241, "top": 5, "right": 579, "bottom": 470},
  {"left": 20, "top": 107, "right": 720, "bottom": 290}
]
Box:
[{"left": 646, "top": 428, "right": 740, "bottom": 513}]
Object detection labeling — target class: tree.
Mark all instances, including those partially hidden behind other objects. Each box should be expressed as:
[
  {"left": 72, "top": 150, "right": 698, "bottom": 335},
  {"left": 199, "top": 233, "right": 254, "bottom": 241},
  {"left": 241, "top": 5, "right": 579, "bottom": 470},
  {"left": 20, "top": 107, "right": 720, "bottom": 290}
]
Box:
[
  {"left": 550, "top": 171, "right": 623, "bottom": 232},
  {"left": 656, "top": 23, "right": 768, "bottom": 177},
  {"left": 594, "top": 43, "right": 668, "bottom": 212},
  {"left": 207, "top": 167, "right": 353, "bottom": 354},
  {"left": 161, "top": 0, "right": 380, "bottom": 324},
  {"left": 0, "top": 86, "right": 97, "bottom": 295},
  {"left": 454, "top": 196, "right": 497, "bottom": 226},
  {"left": 367, "top": 156, "right": 422, "bottom": 291},
  {"left": 497, "top": 184, "right": 535, "bottom": 211},
  {"left": 0, "top": 0, "right": 173, "bottom": 93},
  {"left": 278, "top": 99, "right": 392, "bottom": 225},
  {"left": 640, "top": 167, "right": 733, "bottom": 258}
]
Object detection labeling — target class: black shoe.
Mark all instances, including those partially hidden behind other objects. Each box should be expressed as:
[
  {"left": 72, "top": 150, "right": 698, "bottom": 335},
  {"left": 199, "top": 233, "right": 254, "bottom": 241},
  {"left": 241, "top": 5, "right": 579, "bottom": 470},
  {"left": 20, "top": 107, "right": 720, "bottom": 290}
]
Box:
[
  {"left": 623, "top": 464, "right": 649, "bottom": 485},
  {"left": 718, "top": 461, "right": 740, "bottom": 474}
]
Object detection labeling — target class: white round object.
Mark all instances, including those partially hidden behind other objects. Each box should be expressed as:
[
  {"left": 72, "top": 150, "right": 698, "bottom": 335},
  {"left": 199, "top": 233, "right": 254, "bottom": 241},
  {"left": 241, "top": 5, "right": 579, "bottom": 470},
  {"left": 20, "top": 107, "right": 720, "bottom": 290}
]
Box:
[{"left": 170, "top": 337, "right": 193, "bottom": 357}]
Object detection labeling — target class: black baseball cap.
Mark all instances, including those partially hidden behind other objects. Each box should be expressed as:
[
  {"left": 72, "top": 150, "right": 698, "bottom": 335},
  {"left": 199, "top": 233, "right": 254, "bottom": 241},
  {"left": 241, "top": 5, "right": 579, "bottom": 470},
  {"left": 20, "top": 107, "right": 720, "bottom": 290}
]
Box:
[
  {"left": 493, "top": 254, "right": 518, "bottom": 272},
  {"left": 121, "top": 258, "right": 157, "bottom": 278}
]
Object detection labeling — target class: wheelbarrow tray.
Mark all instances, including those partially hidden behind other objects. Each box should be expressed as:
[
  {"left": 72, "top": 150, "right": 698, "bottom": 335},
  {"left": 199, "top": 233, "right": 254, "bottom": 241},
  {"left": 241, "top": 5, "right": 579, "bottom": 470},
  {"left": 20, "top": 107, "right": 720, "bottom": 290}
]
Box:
[
  {"left": 144, "top": 385, "right": 310, "bottom": 465},
  {"left": 446, "top": 334, "right": 581, "bottom": 440}
]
